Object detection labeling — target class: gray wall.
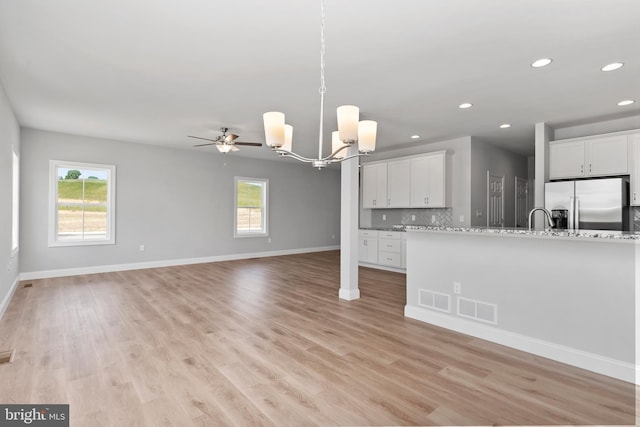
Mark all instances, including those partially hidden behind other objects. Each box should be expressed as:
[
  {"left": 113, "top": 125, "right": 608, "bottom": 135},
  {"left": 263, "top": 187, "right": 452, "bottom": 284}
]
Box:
[
  {"left": 361, "top": 136, "right": 472, "bottom": 228},
  {"left": 0, "top": 83, "right": 20, "bottom": 316},
  {"left": 470, "top": 138, "right": 529, "bottom": 227},
  {"left": 20, "top": 128, "right": 341, "bottom": 274}
]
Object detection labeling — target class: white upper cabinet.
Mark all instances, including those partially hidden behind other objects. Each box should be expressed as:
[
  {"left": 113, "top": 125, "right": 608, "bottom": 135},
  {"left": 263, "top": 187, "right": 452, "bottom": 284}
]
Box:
[
  {"left": 362, "top": 150, "right": 449, "bottom": 209},
  {"left": 549, "top": 140, "right": 586, "bottom": 179},
  {"left": 362, "top": 163, "right": 388, "bottom": 208},
  {"left": 549, "top": 135, "right": 629, "bottom": 180},
  {"left": 387, "top": 159, "right": 411, "bottom": 207},
  {"left": 586, "top": 135, "right": 628, "bottom": 176},
  {"left": 410, "top": 151, "right": 448, "bottom": 207}
]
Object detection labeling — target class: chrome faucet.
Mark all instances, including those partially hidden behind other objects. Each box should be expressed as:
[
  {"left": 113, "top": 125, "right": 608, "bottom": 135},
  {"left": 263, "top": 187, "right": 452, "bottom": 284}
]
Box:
[{"left": 528, "top": 207, "right": 555, "bottom": 231}]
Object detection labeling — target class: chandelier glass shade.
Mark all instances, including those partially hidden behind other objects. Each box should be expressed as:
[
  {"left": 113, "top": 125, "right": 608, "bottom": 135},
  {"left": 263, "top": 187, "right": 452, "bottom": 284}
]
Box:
[{"left": 262, "top": 0, "right": 377, "bottom": 169}]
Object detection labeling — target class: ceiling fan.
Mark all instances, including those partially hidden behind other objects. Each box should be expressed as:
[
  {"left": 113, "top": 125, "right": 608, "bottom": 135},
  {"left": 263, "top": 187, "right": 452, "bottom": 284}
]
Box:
[{"left": 189, "top": 127, "right": 263, "bottom": 153}]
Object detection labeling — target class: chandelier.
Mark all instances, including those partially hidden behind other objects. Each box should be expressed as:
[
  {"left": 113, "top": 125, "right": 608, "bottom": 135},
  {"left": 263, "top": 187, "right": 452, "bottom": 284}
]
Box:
[{"left": 262, "top": 0, "right": 377, "bottom": 170}]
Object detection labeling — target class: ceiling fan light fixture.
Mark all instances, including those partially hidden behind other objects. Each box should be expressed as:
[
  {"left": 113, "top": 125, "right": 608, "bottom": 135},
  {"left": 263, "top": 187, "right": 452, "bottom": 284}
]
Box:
[{"left": 216, "top": 144, "right": 233, "bottom": 153}]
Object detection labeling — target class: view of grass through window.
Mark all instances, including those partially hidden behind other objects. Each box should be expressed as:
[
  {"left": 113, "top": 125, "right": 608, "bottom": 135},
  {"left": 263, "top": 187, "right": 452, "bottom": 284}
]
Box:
[
  {"left": 236, "top": 179, "right": 265, "bottom": 233},
  {"left": 57, "top": 167, "right": 109, "bottom": 240}
]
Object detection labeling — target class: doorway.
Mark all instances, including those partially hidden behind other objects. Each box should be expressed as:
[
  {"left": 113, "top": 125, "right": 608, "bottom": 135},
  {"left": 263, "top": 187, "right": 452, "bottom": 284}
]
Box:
[
  {"left": 515, "top": 176, "right": 528, "bottom": 228},
  {"left": 487, "top": 172, "right": 504, "bottom": 228}
]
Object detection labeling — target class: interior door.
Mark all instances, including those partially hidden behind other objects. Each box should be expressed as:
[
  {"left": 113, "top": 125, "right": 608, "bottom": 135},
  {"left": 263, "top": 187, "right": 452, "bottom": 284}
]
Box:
[
  {"left": 515, "top": 176, "right": 528, "bottom": 228},
  {"left": 487, "top": 172, "right": 504, "bottom": 228}
]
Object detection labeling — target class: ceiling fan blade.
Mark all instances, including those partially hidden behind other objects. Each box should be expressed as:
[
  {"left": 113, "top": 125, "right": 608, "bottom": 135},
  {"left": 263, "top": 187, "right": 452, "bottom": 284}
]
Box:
[
  {"left": 231, "top": 146, "right": 240, "bottom": 152},
  {"left": 225, "top": 133, "right": 240, "bottom": 143},
  {"left": 192, "top": 142, "right": 218, "bottom": 147},
  {"left": 188, "top": 135, "right": 219, "bottom": 142},
  {"left": 234, "top": 142, "right": 263, "bottom": 147}
]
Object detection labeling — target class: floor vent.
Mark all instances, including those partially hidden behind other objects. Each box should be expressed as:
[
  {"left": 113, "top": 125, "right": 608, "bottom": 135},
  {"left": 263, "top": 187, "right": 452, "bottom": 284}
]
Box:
[
  {"left": 457, "top": 297, "right": 498, "bottom": 325},
  {"left": 418, "top": 289, "right": 451, "bottom": 313},
  {"left": 23, "top": 283, "right": 33, "bottom": 288},
  {"left": 0, "top": 350, "right": 15, "bottom": 364}
]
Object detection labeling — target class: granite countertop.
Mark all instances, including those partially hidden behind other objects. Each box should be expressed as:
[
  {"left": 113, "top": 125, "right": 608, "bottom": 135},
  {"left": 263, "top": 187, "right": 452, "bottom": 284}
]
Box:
[
  {"left": 359, "top": 225, "right": 411, "bottom": 232},
  {"left": 404, "top": 225, "right": 640, "bottom": 241}
]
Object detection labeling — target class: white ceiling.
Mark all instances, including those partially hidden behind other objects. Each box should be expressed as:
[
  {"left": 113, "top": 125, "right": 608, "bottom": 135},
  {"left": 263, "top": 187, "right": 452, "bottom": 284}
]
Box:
[{"left": 0, "top": 0, "right": 638, "bottom": 160}]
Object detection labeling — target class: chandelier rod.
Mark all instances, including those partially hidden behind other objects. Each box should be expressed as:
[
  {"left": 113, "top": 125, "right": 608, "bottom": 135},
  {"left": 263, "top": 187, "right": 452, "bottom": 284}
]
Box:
[{"left": 318, "top": 0, "right": 327, "bottom": 161}]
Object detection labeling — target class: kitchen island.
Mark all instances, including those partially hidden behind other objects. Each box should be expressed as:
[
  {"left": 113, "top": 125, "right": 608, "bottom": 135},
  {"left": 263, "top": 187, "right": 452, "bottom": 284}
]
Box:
[{"left": 404, "top": 226, "right": 638, "bottom": 384}]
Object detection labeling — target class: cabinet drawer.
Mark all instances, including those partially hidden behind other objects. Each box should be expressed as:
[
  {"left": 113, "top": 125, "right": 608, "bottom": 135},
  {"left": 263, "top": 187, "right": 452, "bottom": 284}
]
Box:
[
  {"left": 378, "top": 238, "right": 401, "bottom": 253},
  {"left": 378, "top": 231, "right": 402, "bottom": 240},
  {"left": 378, "top": 251, "right": 401, "bottom": 267},
  {"left": 359, "top": 230, "right": 378, "bottom": 238}
]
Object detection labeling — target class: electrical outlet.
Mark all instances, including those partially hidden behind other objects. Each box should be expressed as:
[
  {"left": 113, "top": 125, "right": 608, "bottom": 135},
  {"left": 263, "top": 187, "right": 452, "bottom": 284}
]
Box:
[
  {"left": 332, "top": 234, "right": 335, "bottom": 239},
  {"left": 453, "top": 281, "right": 461, "bottom": 294},
  {"left": 431, "top": 215, "right": 436, "bottom": 223},
  {"left": 268, "top": 238, "right": 272, "bottom": 243},
  {"left": 411, "top": 214, "right": 416, "bottom": 221},
  {"left": 476, "top": 210, "right": 483, "bottom": 217},
  {"left": 382, "top": 214, "right": 386, "bottom": 221},
  {"left": 139, "top": 245, "right": 145, "bottom": 251},
  {"left": 459, "top": 215, "right": 465, "bottom": 223}
]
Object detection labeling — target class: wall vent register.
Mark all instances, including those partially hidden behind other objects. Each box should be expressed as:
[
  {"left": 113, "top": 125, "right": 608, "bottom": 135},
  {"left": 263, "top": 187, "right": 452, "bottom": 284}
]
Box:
[
  {"left": 457, "top": 297, "right": 498, "bottom": 325},
  {"left": 418, "top": 289, "right": 451, "bottom": 313}
]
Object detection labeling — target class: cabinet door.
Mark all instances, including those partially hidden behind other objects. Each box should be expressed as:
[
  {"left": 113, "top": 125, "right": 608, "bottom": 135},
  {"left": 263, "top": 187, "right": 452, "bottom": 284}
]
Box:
[
  {"left": 549, "top": 141, "right": 585, "bottom": 179},
  {"left": 630, "top": 134, "right": 640, "bottom": 206},
  {"left": 410, "top": 157, "right": 428, "bottom": 207},
  {"left": 387, "top": 159, "right": 411, "bottom": 207},
  {"left": 374, "top": 164, "right": 388, "bottom": 208},
  {"left": 426, "top": 153, "right": 445, "bottom": 207},
  {"left": 586, "top": 135, "right": 628, "bottom": 176},
  {"left": 362, "top": 164, "right": 378, "bottom": 208}
]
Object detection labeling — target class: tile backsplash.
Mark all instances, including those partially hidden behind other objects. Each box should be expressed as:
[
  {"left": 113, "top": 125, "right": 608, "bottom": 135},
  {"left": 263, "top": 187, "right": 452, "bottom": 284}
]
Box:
[
  {"left": 370, "top": 208, "right": 453, "bottom": 228},
  {"left": 633, "top": 207, "right": 640, "bottom": 232}
]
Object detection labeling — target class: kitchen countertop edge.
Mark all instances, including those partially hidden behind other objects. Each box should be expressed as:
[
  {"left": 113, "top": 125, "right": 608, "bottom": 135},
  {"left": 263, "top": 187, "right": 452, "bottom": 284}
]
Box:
[{"left": 405, "top": 226, "right": 640, "bottom": 243}]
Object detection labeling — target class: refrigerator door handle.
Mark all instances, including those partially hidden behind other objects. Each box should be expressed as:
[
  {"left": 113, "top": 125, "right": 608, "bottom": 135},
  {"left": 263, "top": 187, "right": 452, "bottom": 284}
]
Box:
[
  {"left": 569, "top": 196, "right": 575, "bottom": 230},
  {"left": 574, "top": 197, "right": 580, "bottom": 231}
]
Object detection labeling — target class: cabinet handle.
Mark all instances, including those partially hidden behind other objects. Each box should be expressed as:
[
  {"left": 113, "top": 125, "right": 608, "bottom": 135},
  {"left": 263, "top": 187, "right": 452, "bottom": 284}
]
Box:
[
  {"left": 589, "top": 164, "right": 592, "bottom": 173},
  {"left": 424, "top": 197, "right": 427, "bottom": 205},
  {"left": 581, "top": 164, "right": 584, "bottom": 173},
  {"left": 388, "top": 199, "right": 391, "bottom": 206},
  {"left": 634, "top": 192, "right": 636, "bottom": 202},
  {"left": 373, "top": 200, "right": 376, "bottom": 206}
]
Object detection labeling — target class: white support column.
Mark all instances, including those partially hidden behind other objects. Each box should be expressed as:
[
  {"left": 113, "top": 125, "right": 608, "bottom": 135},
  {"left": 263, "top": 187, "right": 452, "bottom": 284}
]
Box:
[
  {"left": 339, "top": 146, "right": 360, "bottom": 300},
  {"left": 534, "top": 123, "right": 552, "bottom": 230}
]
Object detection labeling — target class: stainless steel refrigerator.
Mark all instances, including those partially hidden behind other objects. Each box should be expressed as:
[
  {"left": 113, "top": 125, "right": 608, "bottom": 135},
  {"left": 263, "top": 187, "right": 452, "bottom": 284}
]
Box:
[{"left": 544, "top": 178, "right": 630, "bottom": 231}]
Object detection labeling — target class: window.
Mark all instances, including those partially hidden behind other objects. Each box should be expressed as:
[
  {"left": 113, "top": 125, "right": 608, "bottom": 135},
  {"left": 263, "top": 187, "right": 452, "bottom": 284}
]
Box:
[
  {"left": 49, "top": 160, "right": 116, "bottom": 247},
  {"left": 11, "top": 149, "right": 19, "bottom": 253},
  {"left": 234, "top": 177, "right": 268, "bottom": 237}
]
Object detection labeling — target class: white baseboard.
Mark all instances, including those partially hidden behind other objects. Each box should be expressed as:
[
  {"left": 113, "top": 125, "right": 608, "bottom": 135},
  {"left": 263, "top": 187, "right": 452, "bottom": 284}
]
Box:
[
  {"left": 0, "top": 276, "right": 21, "bottom": 321},
  {"left": 339, "top": 288, "right": 361, "bottom": 300},
  {"left": 358, "top": 262, "right": 406, "bottom": 274},
  {"left": 20, "top": 245, "right": 340, "bottom": 281},
  {"left": 404, "top": 304, "right": 637, "bottom": 384}
]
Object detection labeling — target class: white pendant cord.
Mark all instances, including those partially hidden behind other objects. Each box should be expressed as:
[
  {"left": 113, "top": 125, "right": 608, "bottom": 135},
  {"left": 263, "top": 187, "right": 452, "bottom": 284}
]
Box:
[{"left": 318, "top": 0, "right": 326, "bottom": 160}]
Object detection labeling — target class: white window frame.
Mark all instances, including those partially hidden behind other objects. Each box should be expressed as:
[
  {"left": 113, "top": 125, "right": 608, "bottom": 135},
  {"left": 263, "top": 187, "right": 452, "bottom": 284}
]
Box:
[
  {"left": 11, "top": 148, "right": 19, "bottom": 255},
  {"left": 234, "top": 176, "right": 269, "bottom": 238},
  {"left": 48, "top": 160, "right": 116, "bottom": 247}
]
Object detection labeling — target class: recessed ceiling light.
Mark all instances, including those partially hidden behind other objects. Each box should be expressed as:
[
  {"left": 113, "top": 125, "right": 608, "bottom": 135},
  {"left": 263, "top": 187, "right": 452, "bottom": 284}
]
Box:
[
  {"left": 602, "top": 62, "right": 623, "bottom": 72},
  {"left": 410, "top": 135, "right": 420, "bottom": 139},
  {"left": 499, "top": 124, "right": 511, "bottom": 129},
  {"left": 618, "top": 99, "right": 635, "bottom": 106},
  {"left": 459, "top": 103, "right": 473, "bottom": 109},
  {"left": 531, "top": 58, "right": 552, "bottom": 68}
]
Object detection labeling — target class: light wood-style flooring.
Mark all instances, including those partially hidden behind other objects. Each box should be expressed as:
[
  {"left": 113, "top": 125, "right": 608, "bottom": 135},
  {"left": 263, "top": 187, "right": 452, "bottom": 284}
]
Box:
[{"left": 0, "top": 250, "right": 636, "bottom": 426}]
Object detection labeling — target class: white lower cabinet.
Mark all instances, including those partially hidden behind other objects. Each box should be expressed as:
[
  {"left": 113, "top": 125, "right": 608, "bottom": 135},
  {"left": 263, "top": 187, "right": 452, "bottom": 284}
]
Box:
[
  {"left": 358, "top": 230, "right": 378, "bottom": 264},
  {"left": 359, "top": 230, "right": 406, "bottom": 270}
]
